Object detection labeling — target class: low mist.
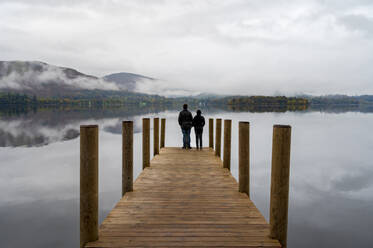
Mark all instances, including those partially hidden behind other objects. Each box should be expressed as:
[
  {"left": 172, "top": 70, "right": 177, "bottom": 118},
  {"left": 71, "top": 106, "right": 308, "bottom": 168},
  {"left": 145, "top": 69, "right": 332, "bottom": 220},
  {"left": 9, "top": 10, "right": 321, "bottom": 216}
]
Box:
[{"left": 0, "top": 61, "right": 120, "bottom": 92}]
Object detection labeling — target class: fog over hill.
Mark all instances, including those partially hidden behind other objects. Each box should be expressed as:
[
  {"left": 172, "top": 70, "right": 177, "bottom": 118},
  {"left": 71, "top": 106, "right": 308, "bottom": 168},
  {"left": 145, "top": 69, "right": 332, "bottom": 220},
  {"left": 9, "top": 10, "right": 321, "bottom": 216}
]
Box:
[
  {"left": 103, "top": 72, "right": 154, "bottom": 92},
  {"left": 2, "top": 61, "right": 373, "bottom": 102},
  {"left": 0, "top": 61, "right": 117, "bottom": 97},
  {"left": 0, "top": 61, "right": 159, "bottom": 97},
  {"left": 0, "top": 61, "right": 207, "bottom": 97}
]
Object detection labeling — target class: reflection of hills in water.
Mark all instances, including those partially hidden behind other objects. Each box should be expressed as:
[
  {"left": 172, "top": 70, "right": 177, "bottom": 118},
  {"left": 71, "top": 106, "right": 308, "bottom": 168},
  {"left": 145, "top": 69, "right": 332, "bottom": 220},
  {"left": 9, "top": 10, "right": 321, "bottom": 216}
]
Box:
[
  {"left": 0, "top": 122, "right": 79, "bottom": 147},
  {"left": 0, "top": 105, "right": 172, "bottom": 147},
  {"left": 2, "top": 103, "right": 373, "bottom": 147}
]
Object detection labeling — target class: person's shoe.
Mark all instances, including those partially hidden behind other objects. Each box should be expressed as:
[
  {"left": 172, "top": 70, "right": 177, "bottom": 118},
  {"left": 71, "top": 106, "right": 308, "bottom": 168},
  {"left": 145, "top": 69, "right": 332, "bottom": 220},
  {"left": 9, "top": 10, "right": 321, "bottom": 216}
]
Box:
[{"left": 182, "top": 146, "right": 186, "bottom": 149}]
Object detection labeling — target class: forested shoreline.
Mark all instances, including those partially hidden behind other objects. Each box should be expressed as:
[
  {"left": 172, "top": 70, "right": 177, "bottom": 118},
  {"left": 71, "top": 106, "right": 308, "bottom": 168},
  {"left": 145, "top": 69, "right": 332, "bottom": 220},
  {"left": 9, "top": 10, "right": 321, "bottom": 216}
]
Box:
[{"left": 1, "top": 92, "right": 372, "bottom": 113}]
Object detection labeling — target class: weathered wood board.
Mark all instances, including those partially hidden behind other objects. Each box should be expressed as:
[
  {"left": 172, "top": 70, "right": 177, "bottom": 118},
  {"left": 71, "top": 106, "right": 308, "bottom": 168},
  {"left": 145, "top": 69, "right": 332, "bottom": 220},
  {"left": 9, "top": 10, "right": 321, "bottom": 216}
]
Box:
[{"left": 85, "top": 147, "right": 280, "bottom": 247}]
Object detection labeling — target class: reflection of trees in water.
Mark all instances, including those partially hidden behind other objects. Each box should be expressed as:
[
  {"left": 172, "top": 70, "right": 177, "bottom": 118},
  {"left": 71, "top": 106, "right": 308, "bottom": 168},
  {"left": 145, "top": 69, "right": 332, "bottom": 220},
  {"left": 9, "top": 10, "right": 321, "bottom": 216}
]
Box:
[
  {"left": 219, "top": 103, "right": 373, "bottom": 114},
  {"left": 0, "top": 128, "right": 79, "bottom": 147},
  {"left": 222, "top": 104, "right": 307, "bottom": 113},
  {"left": 1, "top": 103, "right": 373, "bottom": 147},
  {"left": 308, "top": 104, "right": 373, "bottom": 113},
  {"left": 0, "top": 104, "right": 169, "bottom": 120},
  {"left": 0, "top": 103, "right": 222, "bottom": 147},
  {"left": 0, "top": 105, "right": 173, "bottom": 147}
]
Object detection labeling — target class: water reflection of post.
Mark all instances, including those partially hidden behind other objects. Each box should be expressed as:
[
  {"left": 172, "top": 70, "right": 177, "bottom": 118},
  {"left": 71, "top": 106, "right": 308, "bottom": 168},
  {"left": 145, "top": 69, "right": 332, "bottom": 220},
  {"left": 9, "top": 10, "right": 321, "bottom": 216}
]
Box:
[
  {"left": 209, "top": 118, "right": 214, "bottom": 149},
  {"left": 160, "top": 118, "right": 166, "bottom": 148},
  {"left": 80, "top": 125, "right": 99, "bottom": 248},
  {"left": 223, "top": 119, "right": 232, "bottom": 170},
  {"left": 122, "top": 121, "right": 133, "bottom": 196},
  {"left": 239, "top": 122, "right": 250, "bottom": 197},
  {"left": 142, "top": 118, "right": 150, "bottom": 169},
  {"left": 154, "top": 118, "right": 159, "bottom": 155},
  {"left": 270, "top": 125, "right": 291, "bottom": 248},
  {"left": 215, "top": 119, "right": 222, "bottom": 157}
]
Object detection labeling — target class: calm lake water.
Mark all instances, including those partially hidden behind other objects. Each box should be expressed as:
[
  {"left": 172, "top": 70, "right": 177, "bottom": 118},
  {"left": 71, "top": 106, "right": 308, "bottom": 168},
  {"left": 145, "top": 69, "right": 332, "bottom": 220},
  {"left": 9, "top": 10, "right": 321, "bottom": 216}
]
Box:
[{"left": 0, "top": 107, "right": 372, "bottom": 247}]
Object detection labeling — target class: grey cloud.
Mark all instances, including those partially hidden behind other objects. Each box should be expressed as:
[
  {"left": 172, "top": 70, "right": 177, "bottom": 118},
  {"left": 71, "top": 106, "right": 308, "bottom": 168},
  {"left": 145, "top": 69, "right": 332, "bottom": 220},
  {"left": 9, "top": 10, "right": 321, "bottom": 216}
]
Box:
[
  {"left": 1, "top": 0, "right": 373, "bottom": 95},
  {"left": 331, "top": 169, "right": 373, "bottom": 192},
  {"left": 339, "top": 14, "right": 373, "bottom": 36}
]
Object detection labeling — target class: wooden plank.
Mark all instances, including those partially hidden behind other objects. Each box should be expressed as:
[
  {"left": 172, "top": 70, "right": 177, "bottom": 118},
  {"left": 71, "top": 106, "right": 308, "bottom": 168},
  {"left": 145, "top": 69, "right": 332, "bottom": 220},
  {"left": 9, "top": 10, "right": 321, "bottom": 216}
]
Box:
[{"left": 85, "top": 147, "right": 280, "bottom": 248}]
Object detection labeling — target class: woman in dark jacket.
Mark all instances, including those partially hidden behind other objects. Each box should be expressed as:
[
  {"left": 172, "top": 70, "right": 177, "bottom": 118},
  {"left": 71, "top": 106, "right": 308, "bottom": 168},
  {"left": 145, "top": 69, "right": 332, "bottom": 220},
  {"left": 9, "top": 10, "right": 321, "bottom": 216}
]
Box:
[{"left": 192, "top": 110, "right": 205, "bottom": 150}]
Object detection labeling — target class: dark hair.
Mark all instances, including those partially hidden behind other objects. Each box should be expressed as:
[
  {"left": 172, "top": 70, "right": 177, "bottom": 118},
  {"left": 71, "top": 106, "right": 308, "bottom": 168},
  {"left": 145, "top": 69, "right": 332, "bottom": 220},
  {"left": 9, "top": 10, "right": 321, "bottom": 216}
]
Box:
[
  {"left": 197, "top": 109, "right": 201, "bottom": 115},
  {"left": 183, "top": 104, "right": 188, "bottom": 110}
]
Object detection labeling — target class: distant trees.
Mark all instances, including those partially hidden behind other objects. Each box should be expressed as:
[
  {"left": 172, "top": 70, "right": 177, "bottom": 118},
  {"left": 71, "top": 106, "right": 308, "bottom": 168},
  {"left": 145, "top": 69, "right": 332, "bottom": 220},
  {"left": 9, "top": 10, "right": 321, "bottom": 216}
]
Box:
[
  {"left": 0, "top": 92, "right": 178, "bottom": 108},
  {"left": 0, "top": 93, "right": 36, "bottom": 105},
  {"left": 215, "top": 96, "right": 309, "bottom": 107},
  {"left": 209, "top": 96, "right": 309, "bottom": 112},
  {"left": 3, "top": 92, "right": 371, "bottom": 114}
]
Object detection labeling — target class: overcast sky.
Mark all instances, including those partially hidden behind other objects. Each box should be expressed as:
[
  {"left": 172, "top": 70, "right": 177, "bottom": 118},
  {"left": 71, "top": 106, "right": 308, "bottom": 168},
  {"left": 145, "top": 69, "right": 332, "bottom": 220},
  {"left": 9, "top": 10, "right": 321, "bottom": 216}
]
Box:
[{"left": 1, "top": 0, "right": 373, "bottom": 95}]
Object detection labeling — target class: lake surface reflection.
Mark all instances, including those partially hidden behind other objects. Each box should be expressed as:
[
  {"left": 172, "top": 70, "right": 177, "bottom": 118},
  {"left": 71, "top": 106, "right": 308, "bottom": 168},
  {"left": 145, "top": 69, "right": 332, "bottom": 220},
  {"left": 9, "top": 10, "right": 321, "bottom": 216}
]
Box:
[{"left": 0, "top": 107, "right": 372, "bottom": 248}]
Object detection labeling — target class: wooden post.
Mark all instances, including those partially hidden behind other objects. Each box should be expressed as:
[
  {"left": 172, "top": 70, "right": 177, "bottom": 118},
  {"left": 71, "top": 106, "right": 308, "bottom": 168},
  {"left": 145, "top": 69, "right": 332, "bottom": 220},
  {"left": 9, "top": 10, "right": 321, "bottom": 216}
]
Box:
[
  {"left": 215, "top": 119, "right": 222, "bottom": 157},
  {"left": 209, "top": 118, "right": 214, "bottom": 148},
  {"left": 154, "top": 118, "right": 159, "bottom": 155},
  {"left": 122, "top": 121, "right": 133, "bottom": 196},
  {"left": 160, "top": 118, "right": 166, "bottom": 148},
  {"left": 269, "top": 125, "right": 292, "bottom": 248},
  {"left": 239, "top": 122, "right": 250, "bottom": 197},
  {"left": 223, "top": 119, "right": 232, "bottom": 170},
  {"left": 142, "top": 118, "right": 150, "bottom": 169},
  {"left": 80, "top": 125, "right": 98, "bottom": 248}
]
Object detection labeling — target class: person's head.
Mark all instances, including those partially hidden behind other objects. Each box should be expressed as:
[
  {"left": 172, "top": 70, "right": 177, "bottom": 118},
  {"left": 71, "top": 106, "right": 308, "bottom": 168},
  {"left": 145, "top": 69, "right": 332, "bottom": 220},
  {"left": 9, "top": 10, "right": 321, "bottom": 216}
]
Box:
[
  {"left": 183, "top": 104, "right": 188, "bottom": 110},
  {"left": 197, "top": 110, "right": 201, "bottom": 115}
]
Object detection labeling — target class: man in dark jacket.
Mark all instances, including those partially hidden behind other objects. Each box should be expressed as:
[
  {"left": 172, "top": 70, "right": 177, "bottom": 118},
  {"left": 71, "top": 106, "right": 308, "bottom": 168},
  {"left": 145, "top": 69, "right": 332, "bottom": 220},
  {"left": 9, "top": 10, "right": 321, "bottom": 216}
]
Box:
[
  {"left": 192, "top": 110, "right": 205, "bottom": 150},
  {"left": 178, "top": 104, "right": 193, "bottom": 149}
]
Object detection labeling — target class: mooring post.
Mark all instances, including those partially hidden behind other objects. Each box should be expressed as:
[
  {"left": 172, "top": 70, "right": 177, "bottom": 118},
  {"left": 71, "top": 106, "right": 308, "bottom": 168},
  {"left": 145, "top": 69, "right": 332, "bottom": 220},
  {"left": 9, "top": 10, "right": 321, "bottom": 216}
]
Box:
[
  {"left": 238, "top": 122, "right": 250, "bottom": 197},
  {"left": 142, "top": 118, "right": 150, "bottom": 169},
  {"left": 80, "top": 125, "right": 99, "bottom": 248},
  {"left": 269, "top": 125, "right": 292, "bottom": 248},
  {"left": 160, "top": 118, "right": 166, "bottom": 148},
  {"left": 122, "top": 121, "right": 133, "bottom": 196},
  {"left": 209, "top": 118, "right": 214, "bottom": 148},
  {"left": 223, "top": 119, "right": 232, "bottom": 170},
  {"left": 153, "top": 118, "right": 159, "bottom": 155},
  {"left": 215, "top": 119, "right": 222, "bottom": 157}
]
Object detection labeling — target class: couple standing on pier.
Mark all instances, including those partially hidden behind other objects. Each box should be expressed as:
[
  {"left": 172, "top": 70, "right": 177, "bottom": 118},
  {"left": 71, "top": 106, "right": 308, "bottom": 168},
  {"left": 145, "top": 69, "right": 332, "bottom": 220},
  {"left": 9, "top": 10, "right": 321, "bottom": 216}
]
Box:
[{"left": 178, "top": 104, "right": 205, "bottom": 149}]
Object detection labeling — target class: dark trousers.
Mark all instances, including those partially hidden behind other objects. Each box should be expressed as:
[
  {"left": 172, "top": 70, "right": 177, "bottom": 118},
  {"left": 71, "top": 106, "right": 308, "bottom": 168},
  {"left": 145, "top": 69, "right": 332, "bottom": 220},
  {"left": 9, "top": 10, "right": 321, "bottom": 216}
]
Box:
[
  {"left": 181, "top": 128, "right": 191, "bottom": 148},
  {"left": 195, "top": 129, "right": 203, "bottom": 149}
]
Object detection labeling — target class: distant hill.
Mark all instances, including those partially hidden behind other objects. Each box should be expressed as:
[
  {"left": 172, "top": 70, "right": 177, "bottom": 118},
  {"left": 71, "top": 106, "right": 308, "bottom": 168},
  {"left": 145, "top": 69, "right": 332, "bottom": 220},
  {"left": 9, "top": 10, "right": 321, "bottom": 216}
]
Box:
[
  {"left": 0, "top": 61, "right": 154, "bottom": 98},
  {"left": 0, "top": 61, "right": 105, "bottom": 97},
  {"left": 103, "top": 72, "right": 154, "bottom": 92}
]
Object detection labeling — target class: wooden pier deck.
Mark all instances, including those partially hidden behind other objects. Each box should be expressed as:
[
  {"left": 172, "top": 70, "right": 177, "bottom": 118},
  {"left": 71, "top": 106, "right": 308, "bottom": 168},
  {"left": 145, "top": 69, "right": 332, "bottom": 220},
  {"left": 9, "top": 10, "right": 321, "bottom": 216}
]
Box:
[{"left": 85, "top": 147, "right": 281, "bottom": 247}]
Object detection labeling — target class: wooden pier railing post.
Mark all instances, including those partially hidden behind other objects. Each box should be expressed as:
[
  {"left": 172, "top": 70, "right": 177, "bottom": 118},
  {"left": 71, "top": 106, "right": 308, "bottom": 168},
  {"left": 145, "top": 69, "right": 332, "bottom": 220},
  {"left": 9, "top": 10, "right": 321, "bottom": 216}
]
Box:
[
  {"left": 223, "top": 119, "right": 232, "bottom": 170},
  {"left": 269, "top": 125, "right": 292, "bottom": 248},
  {"left": 122, "top": 121, "right": 133, "bottom": 196},
  {"left": 161, "top": 118, "right": 166, "bottom": 148},
  {"left": 215, "top": 119, "right": 222, "bottom": 157},
  {"left": 142, "top": 118, "right": 150, "bottom": 169},
  {"left": 239, "top": 122, "right": 250, "bottom": 197},
  {"left": 209, "top": 118, "right": 214, "bottom": 148},
  {"left": 154, "top": 118, "right": 159, "bottom": 155},
  {"left": 80, "top": 125, "right": 99, "bottom": 248}
]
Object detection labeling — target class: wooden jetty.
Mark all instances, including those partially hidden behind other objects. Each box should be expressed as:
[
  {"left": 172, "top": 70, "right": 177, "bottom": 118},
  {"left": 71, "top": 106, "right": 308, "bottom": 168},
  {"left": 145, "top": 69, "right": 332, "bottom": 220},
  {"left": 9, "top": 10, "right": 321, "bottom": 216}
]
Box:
[{"left": 80, "top": 119, "right": 291, "bottom": 248}]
